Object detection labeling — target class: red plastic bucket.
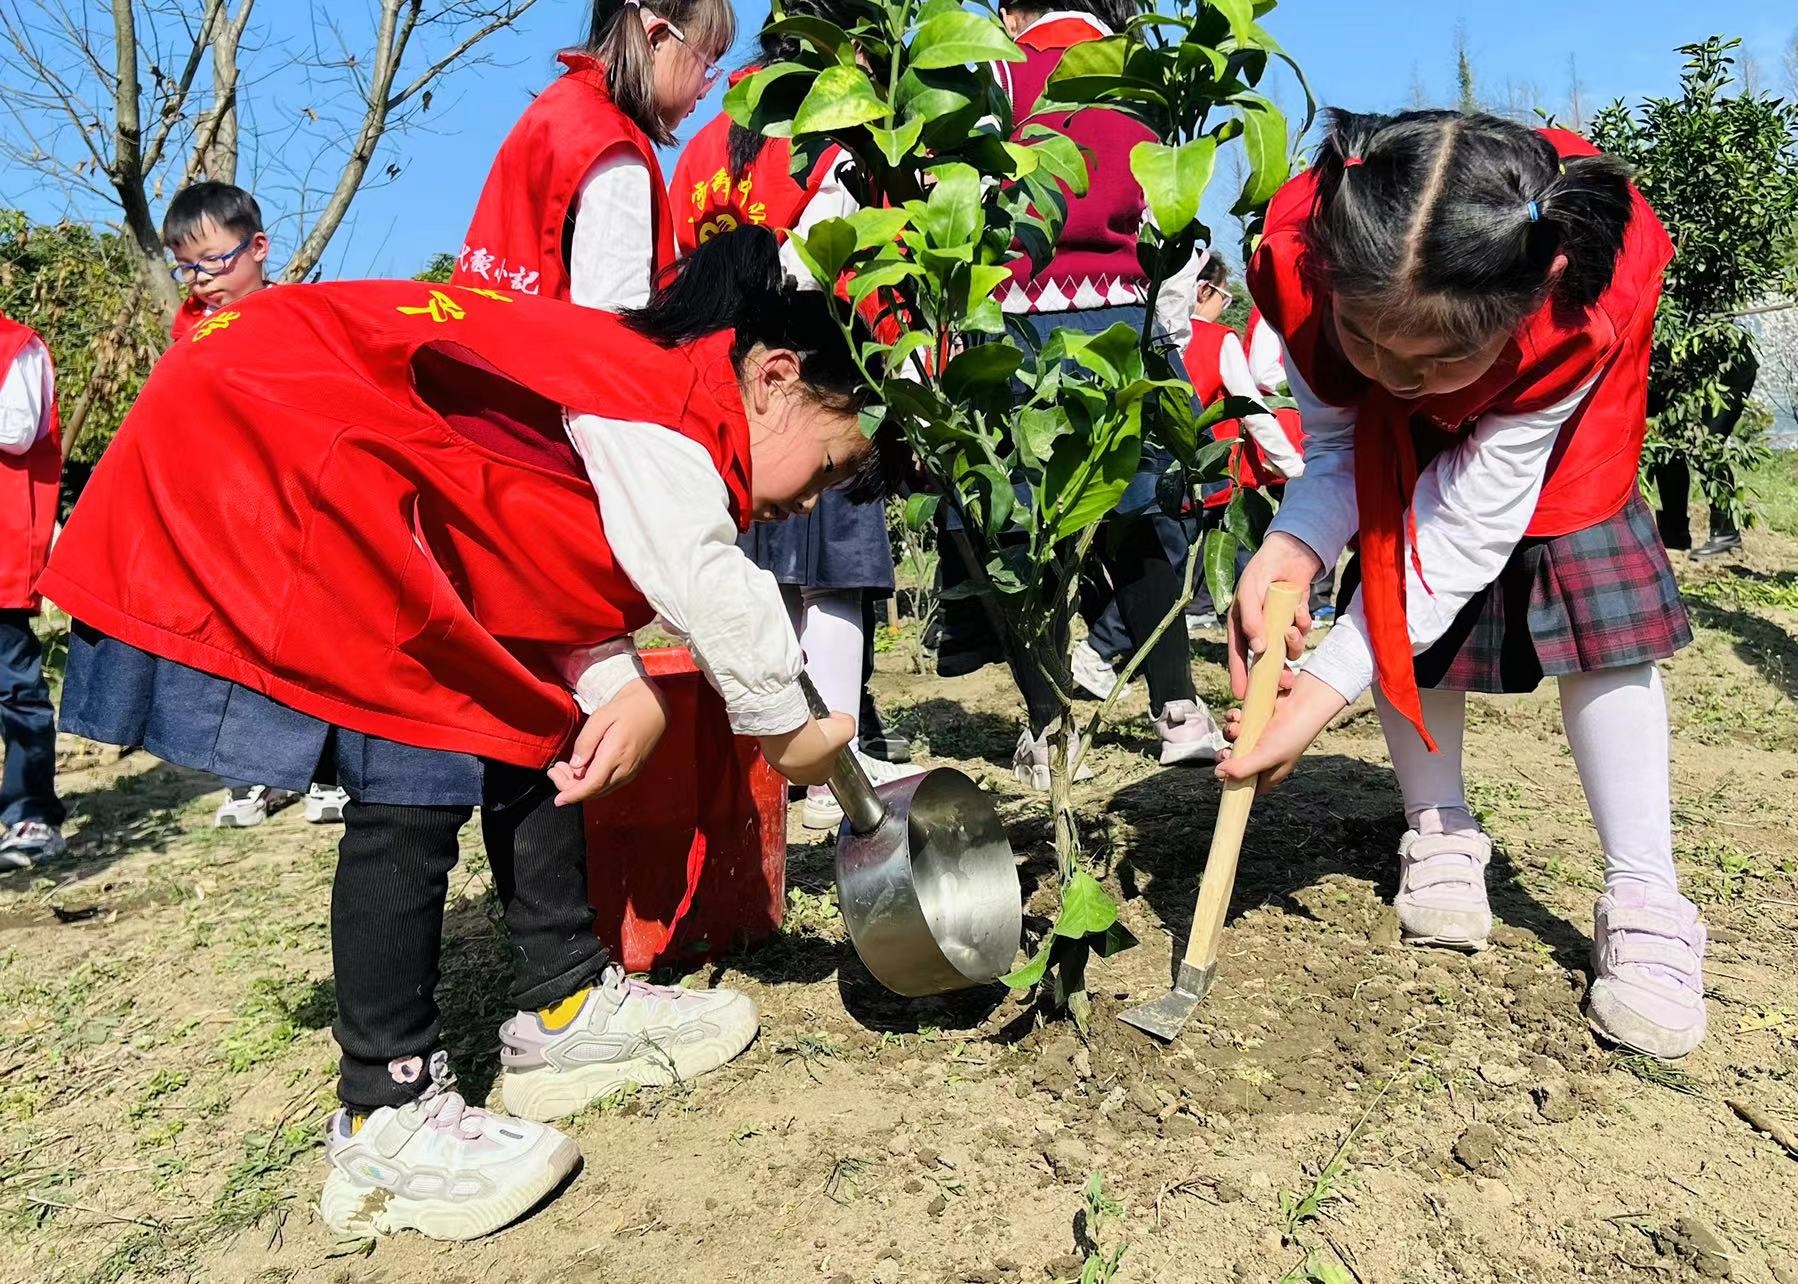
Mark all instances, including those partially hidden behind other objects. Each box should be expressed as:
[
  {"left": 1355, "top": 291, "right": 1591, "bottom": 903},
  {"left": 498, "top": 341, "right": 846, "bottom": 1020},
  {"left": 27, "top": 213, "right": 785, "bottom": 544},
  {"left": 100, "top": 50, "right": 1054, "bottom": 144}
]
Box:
[{"left": 584, "top": 646, "right": 788, "bottom": 972}]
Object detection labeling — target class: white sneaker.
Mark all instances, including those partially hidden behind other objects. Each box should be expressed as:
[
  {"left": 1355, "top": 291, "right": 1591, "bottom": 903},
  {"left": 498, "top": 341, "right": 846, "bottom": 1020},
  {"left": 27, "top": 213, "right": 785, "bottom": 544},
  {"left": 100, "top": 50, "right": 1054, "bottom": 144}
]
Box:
[
  {"left": 1012, "top": 725, "right": 1097, "bottom": 793},
  {"left": 305, "top": 784, "right": 349, "bottom": 824},
  {"left": 1070, "top": 639, "right": 1121, "bottom": 700},
  {"left": 800, "top": 749, "right": 926, "bottom": 831},
  {"left": 320, "top": 1052, "right": 579, "bottom": 1242},
  {"left": 0, "top": 821, "right": 65, "bottom": 870},
  {"left": 214, "top": 785, "right": 293, "bottom": 829},
  {"left": 497, "top": 965, "right": 760, "bottom": 1122},
  {"left": 1154, "top": 698, "right": 1228, "bottom": 766}
]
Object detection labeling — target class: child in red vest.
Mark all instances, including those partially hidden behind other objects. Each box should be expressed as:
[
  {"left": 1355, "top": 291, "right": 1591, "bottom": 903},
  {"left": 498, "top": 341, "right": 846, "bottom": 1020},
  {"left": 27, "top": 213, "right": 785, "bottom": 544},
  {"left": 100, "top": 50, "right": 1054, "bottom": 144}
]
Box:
[
  {"left": 986, "top": 0, "right": 1222, "bottom": 784},
  {"left": 45, "top": 230, "right": 896, "bottom": 1238},
  {"left": 161, "top": 182, "right": 351, "bottom": 828},
  {"left": 453, "top": 0, "right": 732, "bottom": 306},
  {"left": 671, "top": 2, "right": 926, "bottom": 830},
  {"left": 0, "top": 313, "right": 63, "bottom": 868},
  {"left": 1220, "top": 111, "right": 1706, "bottom": 1060}
]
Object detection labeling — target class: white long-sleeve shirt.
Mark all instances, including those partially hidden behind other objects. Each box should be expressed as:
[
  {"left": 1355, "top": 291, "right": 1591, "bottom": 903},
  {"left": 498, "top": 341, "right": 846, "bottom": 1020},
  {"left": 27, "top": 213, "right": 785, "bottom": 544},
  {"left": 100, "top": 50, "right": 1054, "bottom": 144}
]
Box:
[
  {"left": 562, "top": 415, "right": 809, "bottom": 736},
  {"left": 0, "top": 337, "right": 53, "bottom": 456},
  {"left": 1213, "top": 327, "right": 1305, "bottom": 480},
  {"left": 1246, "top": 313, "right": 1286, "bottom": 398},
  {"left": 1271, "top": 359, "right": 1600, "bottom": 703},
  {"left": 568, "top": 150, "right": 657, "bottom": 312}
]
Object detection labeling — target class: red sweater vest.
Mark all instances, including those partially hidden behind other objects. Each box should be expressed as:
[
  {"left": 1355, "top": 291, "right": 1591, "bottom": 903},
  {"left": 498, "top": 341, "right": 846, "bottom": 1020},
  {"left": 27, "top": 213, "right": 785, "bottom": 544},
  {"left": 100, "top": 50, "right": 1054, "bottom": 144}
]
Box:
[
  {"left": 1248, "top": 129, "right": 1673, "bottom": 746},
  {"left": 1000, "top": 16, "right": 1156, "bottom": 311},
  {"left": 0, "top": 316, "right": 59, "bottom": 613},
  {"left": 452, "top": 54, "right": 674, "bottom": 300},
  {"left": 671, "top": 70, "right": 835, "bottom": 255},
  {"left": 41, "top": 281, "right": 751, "bottom": 767}
]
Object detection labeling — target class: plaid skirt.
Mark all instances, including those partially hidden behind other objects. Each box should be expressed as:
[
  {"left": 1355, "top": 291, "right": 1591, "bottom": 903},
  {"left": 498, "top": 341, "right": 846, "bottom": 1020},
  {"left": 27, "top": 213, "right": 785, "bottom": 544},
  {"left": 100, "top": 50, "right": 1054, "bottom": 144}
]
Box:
[{"left": 1340, "top": 494, "right": 1693, "bottom": 695}]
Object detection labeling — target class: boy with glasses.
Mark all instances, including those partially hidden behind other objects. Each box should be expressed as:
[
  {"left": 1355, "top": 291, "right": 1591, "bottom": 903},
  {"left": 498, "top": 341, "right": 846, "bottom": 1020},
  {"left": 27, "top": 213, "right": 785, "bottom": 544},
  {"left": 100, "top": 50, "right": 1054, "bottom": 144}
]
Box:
[{"left": 162, "top": 182, "right": 351, "bottom": 828}]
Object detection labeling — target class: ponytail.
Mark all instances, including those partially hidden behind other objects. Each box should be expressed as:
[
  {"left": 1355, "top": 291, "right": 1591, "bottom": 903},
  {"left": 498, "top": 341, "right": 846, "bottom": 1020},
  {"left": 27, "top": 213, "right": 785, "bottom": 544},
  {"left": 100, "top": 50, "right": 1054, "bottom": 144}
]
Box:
[
  {"left": 1304, "top": 108, "right": 1634, "bottom": 345},
  {"left": 582, "top": 0, "right": 734, "bottom": 147},
  {"left": 625, "top": 227, "right": 907, "bottom": 500}
]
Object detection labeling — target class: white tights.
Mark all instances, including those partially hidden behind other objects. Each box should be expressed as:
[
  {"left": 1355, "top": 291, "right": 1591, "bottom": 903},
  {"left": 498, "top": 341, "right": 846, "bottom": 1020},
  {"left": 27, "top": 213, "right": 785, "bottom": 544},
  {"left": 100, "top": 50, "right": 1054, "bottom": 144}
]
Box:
[
  {"left": 1374, "top": 664, "right": 1679, "bottom": 894},
  {"left": 783, "top": 587, "right": 865, "bottom": 731}
]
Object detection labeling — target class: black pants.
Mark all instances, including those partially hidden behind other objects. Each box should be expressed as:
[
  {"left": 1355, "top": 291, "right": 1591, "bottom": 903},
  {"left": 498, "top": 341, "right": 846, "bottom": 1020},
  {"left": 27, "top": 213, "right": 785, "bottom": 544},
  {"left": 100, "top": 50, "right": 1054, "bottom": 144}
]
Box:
[
  {"left": 330, "top": 764, "right": 607, "bottom": 1111},
  {"left": 0, "top": 611, "right": 61, "bottom": 829}
]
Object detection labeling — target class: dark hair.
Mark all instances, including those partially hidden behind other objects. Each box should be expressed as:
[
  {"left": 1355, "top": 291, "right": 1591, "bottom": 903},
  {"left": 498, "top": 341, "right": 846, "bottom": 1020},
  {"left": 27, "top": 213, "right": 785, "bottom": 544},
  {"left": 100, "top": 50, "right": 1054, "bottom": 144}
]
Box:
[
  {"left": 582, "top": 0, "right": 734, "bottom": 147},
  {"left": 1303, "top": 109, "right": 1635, "bottom": 347},
  {"left": 162, "top": 181, "right": 264, "bottom": 248},
  {"left": 997, "top": 0, "right": 1135, "bottom": 35},
  {"left": 1198, "top": 251, "right": 1230, "bottom": 289},
  {"left": 726, "top": 0, "right": 860, "bottom": 177},
  {"left": 624, "top": 226, "right": 905, "bottom": 501}
]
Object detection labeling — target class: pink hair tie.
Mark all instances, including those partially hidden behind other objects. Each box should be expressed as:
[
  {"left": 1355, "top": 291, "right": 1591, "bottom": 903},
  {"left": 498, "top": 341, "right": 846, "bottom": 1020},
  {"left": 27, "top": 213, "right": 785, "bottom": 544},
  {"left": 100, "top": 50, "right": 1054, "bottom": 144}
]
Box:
[{"left": 1344, "top": 156, "right": 1365, "bottom": 168}]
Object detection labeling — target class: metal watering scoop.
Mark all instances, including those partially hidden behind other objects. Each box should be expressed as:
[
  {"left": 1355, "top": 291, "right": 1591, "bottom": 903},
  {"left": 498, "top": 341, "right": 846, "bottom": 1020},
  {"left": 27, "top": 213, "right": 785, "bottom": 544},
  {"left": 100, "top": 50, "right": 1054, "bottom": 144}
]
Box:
[{"left": 799, "top": 676, "right": 1022, "bottom": 997}]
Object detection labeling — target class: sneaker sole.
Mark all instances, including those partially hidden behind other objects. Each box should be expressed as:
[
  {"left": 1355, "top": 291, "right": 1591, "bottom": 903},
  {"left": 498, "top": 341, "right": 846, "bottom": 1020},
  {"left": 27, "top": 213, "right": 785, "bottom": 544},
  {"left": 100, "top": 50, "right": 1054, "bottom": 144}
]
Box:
[
  {"left": 305, "top": 802, "right": 346, "bottom": 824},
  {"left": 319, "top": 1131, "right": 580, "bottom": 1241},
  {"left": 1400, "top": 928, "right": 1491, "bottom": 953},
  {"left": 214, "top": 812, "right": 266, "bottom": 829},
  {"left": 498, "top": 998, "right": 761, "bottom": 1123},
  {"left": 1158, "top": 740, "right": 1225, "bottom": 768}
]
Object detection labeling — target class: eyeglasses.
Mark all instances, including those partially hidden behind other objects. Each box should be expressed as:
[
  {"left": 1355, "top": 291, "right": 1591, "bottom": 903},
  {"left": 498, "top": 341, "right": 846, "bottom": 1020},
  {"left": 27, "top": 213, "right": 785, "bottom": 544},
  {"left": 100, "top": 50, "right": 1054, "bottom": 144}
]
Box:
[
  {"left": 660, "top": 17, "right": 723, "bottom": 90},
  {"left": 169, "top": 236, "right": 255, "bottom": 284},
  {"left": 1198, "top": 280, "right": 1233, "bottom": 310}
]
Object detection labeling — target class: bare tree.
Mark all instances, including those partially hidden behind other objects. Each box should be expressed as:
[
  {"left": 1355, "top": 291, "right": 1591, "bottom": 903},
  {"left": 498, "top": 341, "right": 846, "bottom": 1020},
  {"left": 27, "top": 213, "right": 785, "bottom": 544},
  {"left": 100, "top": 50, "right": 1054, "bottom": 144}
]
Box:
[
  {"left": 1783, "top": 28, "right": 1797, "bottom": 98},
  {"left": 0, "top": 0, "right": 541, "bottom": 322},
  {"left": 1565, "top": 53, "right": 1584, "bottom": 132},
  {"left": 1407, "top": 62, "right": 1431, "bottom": 110}
]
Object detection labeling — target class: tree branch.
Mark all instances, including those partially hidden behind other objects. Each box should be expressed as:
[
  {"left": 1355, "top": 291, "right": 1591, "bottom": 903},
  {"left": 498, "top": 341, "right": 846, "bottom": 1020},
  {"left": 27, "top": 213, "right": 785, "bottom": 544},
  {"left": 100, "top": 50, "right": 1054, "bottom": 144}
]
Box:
[
  {"left": 140, "top": 0, "right": 225, "bottom": 176},
  {"left": 386, "top": 0, "right": 538, "bottom": 110}
]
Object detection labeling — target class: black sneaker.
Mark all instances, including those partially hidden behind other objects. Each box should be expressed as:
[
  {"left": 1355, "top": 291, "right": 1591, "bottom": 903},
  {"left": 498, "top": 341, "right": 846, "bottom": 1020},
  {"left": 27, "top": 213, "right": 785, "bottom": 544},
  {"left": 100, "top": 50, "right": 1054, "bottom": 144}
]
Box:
[
  {"left": 858, "top": 689, "right": 913, "bottom": 763},
  {"left": 1688, "top": 533, "right": 1742, "bottom": 561}
]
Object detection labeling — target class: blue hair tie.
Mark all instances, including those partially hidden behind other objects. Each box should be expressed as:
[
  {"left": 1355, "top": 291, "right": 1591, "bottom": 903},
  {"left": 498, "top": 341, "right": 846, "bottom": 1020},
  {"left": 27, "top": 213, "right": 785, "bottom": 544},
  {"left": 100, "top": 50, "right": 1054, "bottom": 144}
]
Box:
[{"left": 1526, "top": 200, "right": 1541, "bottom": 223}]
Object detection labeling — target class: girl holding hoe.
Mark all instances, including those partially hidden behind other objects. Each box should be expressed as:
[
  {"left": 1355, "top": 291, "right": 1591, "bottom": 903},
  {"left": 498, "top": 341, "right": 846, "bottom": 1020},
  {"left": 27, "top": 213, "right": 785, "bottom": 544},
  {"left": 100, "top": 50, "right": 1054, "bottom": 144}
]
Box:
[
  {"left": 1219, "top": 111, "right": 1708, "bottom": 1061},
  {"left": 43, "top": 230, "right": 898, "bottom": 1239}
]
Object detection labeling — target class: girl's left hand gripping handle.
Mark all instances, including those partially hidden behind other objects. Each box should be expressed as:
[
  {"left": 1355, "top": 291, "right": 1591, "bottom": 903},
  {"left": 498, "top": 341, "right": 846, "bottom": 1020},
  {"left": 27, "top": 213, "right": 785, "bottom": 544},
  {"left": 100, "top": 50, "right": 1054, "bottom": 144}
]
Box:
[{"left": 798, "top": 673, "right": 887, "bottom": 835}]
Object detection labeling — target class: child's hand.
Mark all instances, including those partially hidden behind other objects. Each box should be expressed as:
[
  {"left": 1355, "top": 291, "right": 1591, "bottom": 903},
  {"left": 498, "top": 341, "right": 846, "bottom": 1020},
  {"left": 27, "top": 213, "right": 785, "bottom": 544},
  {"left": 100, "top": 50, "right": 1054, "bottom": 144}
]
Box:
[
  {"left": 758, "top": 713, "right": 855, "bottom": 786},
  {"left": 1227, "top": 532, "right": 1321, "bottom": 699},
  {"left": 548, "top": 678, "right": 668, "bottom": 806},
  {"left": 1214, "top": 671, "right": 1346, "bottom": 793}
]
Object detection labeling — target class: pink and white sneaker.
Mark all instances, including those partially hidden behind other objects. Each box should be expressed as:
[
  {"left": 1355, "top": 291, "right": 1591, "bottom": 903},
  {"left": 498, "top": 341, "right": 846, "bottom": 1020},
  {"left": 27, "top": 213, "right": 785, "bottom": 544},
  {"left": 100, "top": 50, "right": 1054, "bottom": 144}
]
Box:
[
  {"left": 1588, "top": 884, "right": 1708, "bottom": 1060},
  {"left": 1154, "top": 699, "right": 1228, "bottom": 766},
  {"left": 1394, "top": 829, "right": 1493, "bottom": 951},
  {"left": 497, "top": 965, "right": 759, "bottom": 1122},
  {"left": 320, "top": 1052, "right": 578, "bottom": 1241}
]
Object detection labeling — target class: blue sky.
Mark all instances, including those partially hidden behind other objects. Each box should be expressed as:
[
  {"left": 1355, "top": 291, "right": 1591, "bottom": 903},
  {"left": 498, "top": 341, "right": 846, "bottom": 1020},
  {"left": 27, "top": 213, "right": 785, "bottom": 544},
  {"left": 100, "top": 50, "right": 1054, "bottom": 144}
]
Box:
[{"left": 8, "top": 0, "right": 1797, "bottom": 278}]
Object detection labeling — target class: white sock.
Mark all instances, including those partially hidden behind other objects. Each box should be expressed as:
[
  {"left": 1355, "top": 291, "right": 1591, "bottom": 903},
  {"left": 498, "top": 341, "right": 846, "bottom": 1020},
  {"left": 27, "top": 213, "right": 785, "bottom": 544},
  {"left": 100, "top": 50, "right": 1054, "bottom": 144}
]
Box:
[
  {"left": 1374, "top": 684, "right": 1481, "bottom": 836},
  {"left": 785, "top": 587, "right": 866, "bottom": 732},
  {"left": 1559, "top": 664, "right": 1679, "bottom": 895}
]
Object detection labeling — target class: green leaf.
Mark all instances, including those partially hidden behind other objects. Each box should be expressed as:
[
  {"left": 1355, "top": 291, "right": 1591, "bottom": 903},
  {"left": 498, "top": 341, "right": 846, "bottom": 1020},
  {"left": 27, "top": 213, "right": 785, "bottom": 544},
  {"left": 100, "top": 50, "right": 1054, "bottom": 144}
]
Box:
[
  {"left": 942, "top": 343, "right": 1023, "bottom": 402},
  {"left": 1015, "top": 407, "right": 1069, "bottom": 471},
  {"left": 909, "top": 8, "right": 1024, "bottom": 71},
  {"left": 764, "top": 14, "right": 855, "bottom": 60},
  {"left": 1203, "top": 528, "right": 1241, "bottom": 617},
  {"left": 868, "top": 116, "right": 926, "bottom": 167},
  {"left": 1045, "top": 34, "right": 1127, "bottom": 88},
  {"left": 802, "top": 218, "right": 857, "bottom": 283},
  {"left": 1232, "top": 96, "right": 1290, "bottom": 214},
  {"left": 845, "top": 207, "right": 912, "bottom": 252},
  {"left": 846, "top": 260, "right": 922, "bottom": 307},
  {"left": 885, "top": 330, "right": 935, "bottom": 380},
  {"left": 1052, "top": 871, "right": 1119, "bottom": 938},
  {"left": 967, "top": 263, "right": 1013, "bottom": 308},
  {"left": 920, "top": 162, "right": 982, "bottom": 248},
  {"left": 1022, "top": 129, "right": 1090, "bottom": 196},
  {"left": 903, "top": 492, "right": 941, "bottom": 532},
  {"left": 1049, "top": 430, "right": 1141, "bottom": 540},
  {"left": 897, "top": 68, "right": 974, "bottom": 121},
  {"left": 1000, "top": 942, "right": 1051, "bottom": 990},
  {"left": 793, "top": 65, "right": 889, "bottom": 135},
  {"left": 1209, "top": 0, "right": 1258, "bottom": 44},
  {"left": 1130, "top": 137, "right": 1217, "bottom": 238}
]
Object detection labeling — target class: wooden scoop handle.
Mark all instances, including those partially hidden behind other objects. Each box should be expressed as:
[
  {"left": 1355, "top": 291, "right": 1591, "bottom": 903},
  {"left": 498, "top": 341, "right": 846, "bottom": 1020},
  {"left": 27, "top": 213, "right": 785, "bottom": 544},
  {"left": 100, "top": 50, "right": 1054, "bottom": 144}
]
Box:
[{"left": 1180, "top": 581, "right": 1305, "bottom": 974}]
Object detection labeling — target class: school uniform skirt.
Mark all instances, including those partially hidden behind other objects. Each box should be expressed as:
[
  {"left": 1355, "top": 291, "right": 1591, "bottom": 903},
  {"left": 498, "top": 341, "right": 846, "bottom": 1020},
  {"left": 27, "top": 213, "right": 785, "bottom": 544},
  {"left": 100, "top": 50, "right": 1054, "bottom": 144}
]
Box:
[
  {"left": 1338, "top": 493, "right": 1693, "bottom": 695},
  {"left": 738, "top": 487, "right": 895, "bottom": 592},
  {"left": 59, "top": 624, "right": 485, "bottom": 807}
]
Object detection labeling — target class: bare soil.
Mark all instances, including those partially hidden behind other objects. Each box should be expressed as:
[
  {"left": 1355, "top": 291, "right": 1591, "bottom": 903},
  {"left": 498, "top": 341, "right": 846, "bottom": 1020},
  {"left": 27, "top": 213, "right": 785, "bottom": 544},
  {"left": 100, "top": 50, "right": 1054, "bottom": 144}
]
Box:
[{"left": 3, "top": 515, "right": 1797, "bottom": 1284}]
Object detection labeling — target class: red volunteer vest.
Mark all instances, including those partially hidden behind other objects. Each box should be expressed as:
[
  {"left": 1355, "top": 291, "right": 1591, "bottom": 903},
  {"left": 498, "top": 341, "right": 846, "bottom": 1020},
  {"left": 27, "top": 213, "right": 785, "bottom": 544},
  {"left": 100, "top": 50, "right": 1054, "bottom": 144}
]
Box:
[
  {"left": 452, "top": 53, "right": 674, "bottom": 300},
  {"left": 671, "top": 70, "right": 836, "bottom": 254},
  {"left": 1240, "top": 305, "right": 1307, "bottom": 482},
  {"left": 1000, "top": 16, "right": 1156, "bottom": 304},
  {"left": 1247, "top": 129, "right": 1673, "bottom": 747},
  {"left": 41, "top": 281, "right": 752, "bottom": 767},
  {"left": 0, "top": 316, "right": 60, "bottom": 612},
  {"left": 1183, "top": 321, "right": 1245, "bottom": 509}
]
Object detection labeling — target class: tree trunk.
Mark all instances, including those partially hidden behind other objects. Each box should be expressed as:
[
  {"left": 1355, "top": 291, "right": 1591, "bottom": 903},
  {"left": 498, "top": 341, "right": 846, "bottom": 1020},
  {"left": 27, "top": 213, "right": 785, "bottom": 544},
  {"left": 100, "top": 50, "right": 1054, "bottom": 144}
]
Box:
[{"left": 108, "top": 0, "right": 180, "bottom": 321}]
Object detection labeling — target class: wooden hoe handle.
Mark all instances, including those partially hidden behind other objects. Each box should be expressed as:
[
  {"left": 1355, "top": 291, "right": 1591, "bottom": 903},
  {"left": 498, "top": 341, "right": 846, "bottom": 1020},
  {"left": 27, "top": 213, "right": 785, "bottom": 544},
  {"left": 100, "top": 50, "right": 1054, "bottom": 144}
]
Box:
[{"left": 1181, "top": 581, "right": 1305, "bottom": 973}]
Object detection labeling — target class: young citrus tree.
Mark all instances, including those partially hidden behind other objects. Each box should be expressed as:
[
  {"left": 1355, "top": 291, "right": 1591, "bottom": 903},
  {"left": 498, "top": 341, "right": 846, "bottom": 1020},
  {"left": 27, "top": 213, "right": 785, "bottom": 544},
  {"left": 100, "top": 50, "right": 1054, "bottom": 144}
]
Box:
[{"left": 730, "top": 0, "right": 1302, "bottom": 1024}]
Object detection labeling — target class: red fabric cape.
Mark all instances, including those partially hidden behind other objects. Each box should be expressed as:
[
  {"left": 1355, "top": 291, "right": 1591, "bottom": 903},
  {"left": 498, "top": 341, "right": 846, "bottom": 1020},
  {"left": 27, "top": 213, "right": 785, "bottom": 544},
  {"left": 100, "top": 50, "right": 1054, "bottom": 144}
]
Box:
[
  {"left": 1247, "top": 129, "right": 1673, "bottom": 747},
  {"left": 41, "top": 281, "right": 751, "bottom": 766},
  {"left": 452, "top": 53, "right": 673, "bottom": 299}
]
